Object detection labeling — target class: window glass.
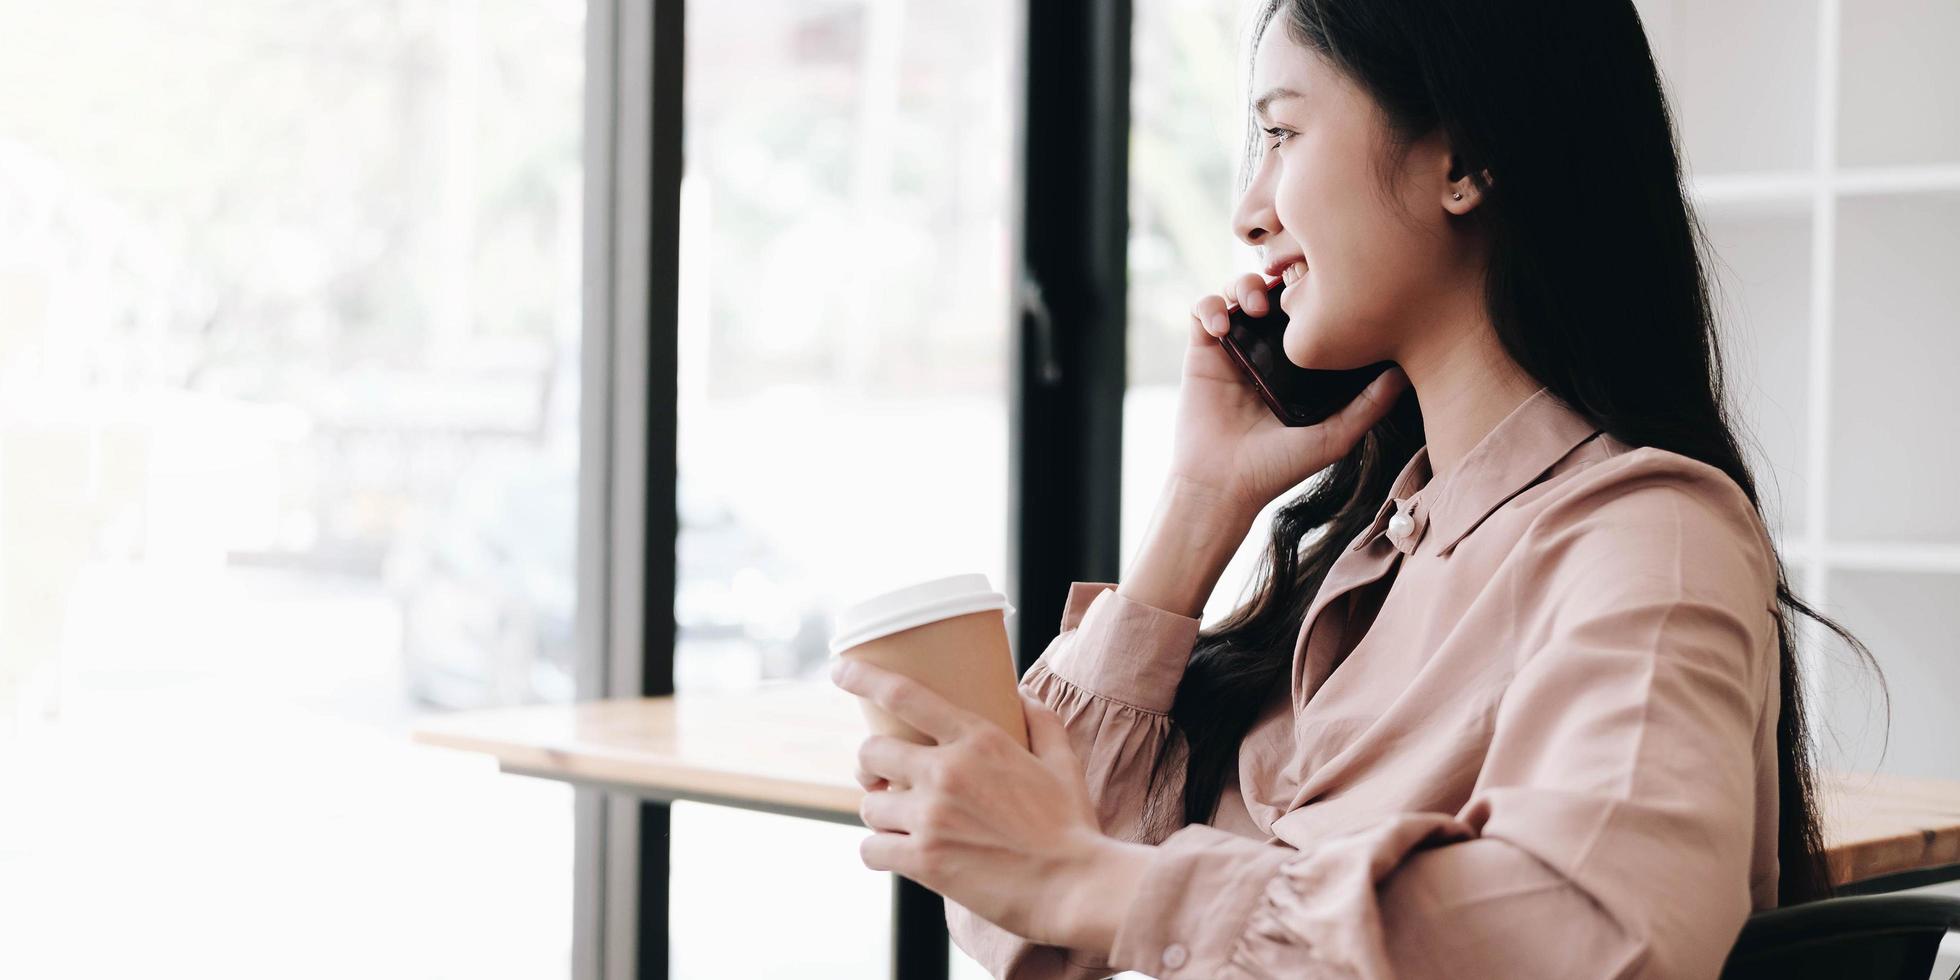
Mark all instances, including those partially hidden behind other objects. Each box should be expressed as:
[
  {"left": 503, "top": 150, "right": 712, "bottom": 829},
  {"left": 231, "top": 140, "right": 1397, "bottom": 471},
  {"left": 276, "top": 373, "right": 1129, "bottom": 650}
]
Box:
[
  {"left": 0, "top": 2, "right": 583, "bottom": 974},
  {"left": 1126, "top": 0, "right": 1273, "bottom": 623},
  {"left": 674, "top": 2, "right": 1015, "bottom": 976}
]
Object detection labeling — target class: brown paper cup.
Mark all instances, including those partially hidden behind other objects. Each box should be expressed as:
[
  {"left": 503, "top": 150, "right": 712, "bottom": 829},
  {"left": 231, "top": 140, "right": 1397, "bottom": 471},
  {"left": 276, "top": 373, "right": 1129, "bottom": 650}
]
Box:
[{"left": 830, "top": 575, "right": 1028, "bottom": 789}]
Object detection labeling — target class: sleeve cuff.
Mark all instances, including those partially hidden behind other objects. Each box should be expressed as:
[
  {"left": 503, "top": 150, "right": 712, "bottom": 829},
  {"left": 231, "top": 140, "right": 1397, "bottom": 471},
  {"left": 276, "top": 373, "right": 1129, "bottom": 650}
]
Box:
[
  {"left": 1058, "top": 581, "right": 1118, "bottom": 632},
  {"left": 944, "top": 896, "right": 1112, "bottom": 980},
  {"left": 1105, "top": 823, "right": 1294, "bottom": 979},
  {"left": 1040, "top": 581, "right": 1203, "bottom": 714}
]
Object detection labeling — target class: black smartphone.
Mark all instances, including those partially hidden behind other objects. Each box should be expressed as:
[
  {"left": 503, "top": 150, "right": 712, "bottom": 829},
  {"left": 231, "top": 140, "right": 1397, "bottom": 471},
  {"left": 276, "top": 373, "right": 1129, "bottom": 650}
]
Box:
[{"left": 1215, "top": 279, "right": 1396, "bottom": 427}]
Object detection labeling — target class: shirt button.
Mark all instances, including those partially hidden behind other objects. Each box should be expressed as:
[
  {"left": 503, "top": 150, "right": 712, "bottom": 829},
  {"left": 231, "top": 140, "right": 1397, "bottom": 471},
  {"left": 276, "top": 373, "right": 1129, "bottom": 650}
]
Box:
[
  {"left": 1161, "top": 942, "right": 1189, "bottom": 969},
  {"left": 1387, "top": 511, "right": 1415, "bottom": 538}
]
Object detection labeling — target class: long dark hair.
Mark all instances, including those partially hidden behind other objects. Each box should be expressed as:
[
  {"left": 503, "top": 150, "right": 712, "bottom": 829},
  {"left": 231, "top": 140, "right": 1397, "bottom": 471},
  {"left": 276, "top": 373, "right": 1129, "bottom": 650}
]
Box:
[{"left": 1140, "top": 0, "right": 1888, "bottom": 908}]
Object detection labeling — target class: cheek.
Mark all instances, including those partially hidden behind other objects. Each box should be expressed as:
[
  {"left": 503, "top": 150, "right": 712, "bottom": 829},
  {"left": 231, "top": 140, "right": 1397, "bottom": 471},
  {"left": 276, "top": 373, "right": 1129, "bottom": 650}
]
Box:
[
  {"left": 1277, "top": 244, "right": 1402, "bottom": 369},
  {"left": 1273, "top": 156, "right": 1367, "bottom": 287},
  {"left": 1269, "top": 150, "right": 1411, "bottom": 365},
  {"left": 1270, "top": 164, "right": 1322, "bottom": 250},
  {"left": 1279, "top": 191, "right": 1404, "bottom": 317}
]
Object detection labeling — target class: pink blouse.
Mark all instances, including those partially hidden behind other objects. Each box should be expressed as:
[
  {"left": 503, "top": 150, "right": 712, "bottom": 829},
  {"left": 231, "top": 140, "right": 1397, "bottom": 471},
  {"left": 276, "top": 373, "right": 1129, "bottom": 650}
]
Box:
[{"left": 945, "top": 386, "right": 1784, "bottom": 978}]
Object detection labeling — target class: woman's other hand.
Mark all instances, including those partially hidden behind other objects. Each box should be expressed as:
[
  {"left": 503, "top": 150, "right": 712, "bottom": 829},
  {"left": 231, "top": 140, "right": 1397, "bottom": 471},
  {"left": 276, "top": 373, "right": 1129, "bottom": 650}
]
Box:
[
  {"left": 1178, "top": 272, "right": 1409, "bottom": 521},
  {"left": 830, "top": 657, "right": 1151, "bottom": 952}
]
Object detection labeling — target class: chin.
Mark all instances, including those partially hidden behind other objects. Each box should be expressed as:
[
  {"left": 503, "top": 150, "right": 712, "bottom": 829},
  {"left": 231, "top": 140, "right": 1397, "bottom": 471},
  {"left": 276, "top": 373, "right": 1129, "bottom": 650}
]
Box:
[{"left": 1283, "top": 319, "right": 1379, "bottom": 372}]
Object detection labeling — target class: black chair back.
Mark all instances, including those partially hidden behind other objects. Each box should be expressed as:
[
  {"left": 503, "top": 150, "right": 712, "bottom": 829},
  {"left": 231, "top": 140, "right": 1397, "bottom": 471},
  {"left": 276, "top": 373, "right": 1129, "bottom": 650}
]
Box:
[{"left": 1720, "top": 892, "right": 1960, "bottom": 980}]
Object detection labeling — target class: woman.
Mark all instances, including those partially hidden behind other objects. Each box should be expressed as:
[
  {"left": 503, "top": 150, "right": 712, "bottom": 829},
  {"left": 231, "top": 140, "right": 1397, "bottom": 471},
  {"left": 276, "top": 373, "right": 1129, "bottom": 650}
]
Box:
[{"left": 828, "top": 0, "right": 1885, "bottom": 976}]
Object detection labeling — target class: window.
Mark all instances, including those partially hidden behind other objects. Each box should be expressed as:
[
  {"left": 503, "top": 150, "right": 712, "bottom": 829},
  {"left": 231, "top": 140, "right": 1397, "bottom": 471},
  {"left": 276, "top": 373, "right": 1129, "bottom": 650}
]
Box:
[
  {"left": 669, "top": 2, "right": 1015, "bottom": 976},
  {"left": 1124, "top": 0, "right": 1278, "bottom": 625},
  {"left": 0, "top": 2, "right": 584, "bottom": 974}
]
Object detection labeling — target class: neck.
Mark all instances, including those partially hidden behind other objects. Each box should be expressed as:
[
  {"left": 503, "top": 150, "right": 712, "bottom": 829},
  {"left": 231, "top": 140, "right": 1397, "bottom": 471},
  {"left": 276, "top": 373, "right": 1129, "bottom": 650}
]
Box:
[{"left": 1395, "top": 302, "right": 1541, "bottom": 485}]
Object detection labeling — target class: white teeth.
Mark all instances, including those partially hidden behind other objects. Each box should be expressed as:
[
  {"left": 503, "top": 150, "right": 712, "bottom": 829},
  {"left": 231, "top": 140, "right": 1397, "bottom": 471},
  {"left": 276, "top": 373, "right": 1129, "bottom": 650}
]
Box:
[{"left": 1282, "top": 260, "right": 1309, "bottom": 285}]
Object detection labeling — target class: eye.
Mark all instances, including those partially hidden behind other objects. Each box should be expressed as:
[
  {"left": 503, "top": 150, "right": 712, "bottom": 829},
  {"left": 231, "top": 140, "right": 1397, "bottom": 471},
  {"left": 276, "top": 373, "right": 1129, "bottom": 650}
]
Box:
[{"left": 1261, "top": 125, "right": 1295, "bottom": 148}]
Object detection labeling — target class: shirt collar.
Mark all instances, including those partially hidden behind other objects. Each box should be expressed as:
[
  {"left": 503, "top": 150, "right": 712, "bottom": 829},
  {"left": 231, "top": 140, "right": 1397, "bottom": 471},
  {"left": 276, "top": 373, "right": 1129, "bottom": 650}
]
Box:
[{"left": 1350, "top": 386, "right": 1603, "bottom": 558}]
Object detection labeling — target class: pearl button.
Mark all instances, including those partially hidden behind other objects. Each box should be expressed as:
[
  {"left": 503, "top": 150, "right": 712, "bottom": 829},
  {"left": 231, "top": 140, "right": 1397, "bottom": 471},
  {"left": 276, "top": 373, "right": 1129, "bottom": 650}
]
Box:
[
  {"left": 1388, "top": 512, "right": 1415, "bottom": 537},
  {"left": 1161, "top": 942, "right": 1189, "bottom": 969}
]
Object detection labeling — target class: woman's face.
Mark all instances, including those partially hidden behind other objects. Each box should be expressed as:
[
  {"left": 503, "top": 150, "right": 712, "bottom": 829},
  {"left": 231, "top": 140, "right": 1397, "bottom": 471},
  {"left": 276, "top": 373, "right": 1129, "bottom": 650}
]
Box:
[{"left": 1234, "top": 23, "right": 1480, "bottom": 371}]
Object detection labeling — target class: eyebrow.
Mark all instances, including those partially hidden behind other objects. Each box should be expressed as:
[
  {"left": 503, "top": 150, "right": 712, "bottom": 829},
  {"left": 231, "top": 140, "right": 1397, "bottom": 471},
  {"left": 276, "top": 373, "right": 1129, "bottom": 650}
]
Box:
[{"left": 1252, "top": 86, "right": 1305, "bottom": 119}]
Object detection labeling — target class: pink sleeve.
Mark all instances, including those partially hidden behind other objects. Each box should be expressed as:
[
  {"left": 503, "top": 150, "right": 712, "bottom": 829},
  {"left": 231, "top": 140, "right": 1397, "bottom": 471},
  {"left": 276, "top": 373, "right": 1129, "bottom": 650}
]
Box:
[
  {"left": 1098, "top": 479, "right": 1780, "bottom": 979},
  {"left": 945, "top": 581, "right": 1204, "bottom": 980}
]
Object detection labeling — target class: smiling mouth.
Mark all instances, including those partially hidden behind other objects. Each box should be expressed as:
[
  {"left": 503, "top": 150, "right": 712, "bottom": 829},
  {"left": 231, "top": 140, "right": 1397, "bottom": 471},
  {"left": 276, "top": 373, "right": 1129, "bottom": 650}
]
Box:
[{"left": 1282, "top": 259, "right": 1309, "bottom": 286}]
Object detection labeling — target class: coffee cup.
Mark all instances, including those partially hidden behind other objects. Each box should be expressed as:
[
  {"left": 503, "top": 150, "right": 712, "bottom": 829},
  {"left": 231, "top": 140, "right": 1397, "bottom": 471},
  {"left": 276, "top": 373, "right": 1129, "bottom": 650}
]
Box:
[{"left": 829, "top": 573, "right": 1029, "bottom": 759}]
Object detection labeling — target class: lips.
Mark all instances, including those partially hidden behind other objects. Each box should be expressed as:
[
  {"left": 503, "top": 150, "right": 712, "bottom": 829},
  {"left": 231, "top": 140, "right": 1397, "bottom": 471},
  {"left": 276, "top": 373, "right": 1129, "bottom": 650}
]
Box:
[{"left": 1261, "top": 254, "right": 1306, "bottom": 279}]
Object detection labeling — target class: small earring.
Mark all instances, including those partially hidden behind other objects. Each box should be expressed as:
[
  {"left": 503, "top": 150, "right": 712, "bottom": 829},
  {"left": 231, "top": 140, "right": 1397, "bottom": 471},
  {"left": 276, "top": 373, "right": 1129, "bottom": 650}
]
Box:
[{"left": 1452, "top": 191, "right": 1463, "bottom": 201}]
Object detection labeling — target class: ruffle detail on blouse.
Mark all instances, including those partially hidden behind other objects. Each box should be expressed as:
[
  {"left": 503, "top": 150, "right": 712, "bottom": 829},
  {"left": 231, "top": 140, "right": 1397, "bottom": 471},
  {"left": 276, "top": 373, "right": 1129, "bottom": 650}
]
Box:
[
  {"left": 1224, "top": 813, "right": 1475, "bottom": 977},
  {"left": 1021, "top": 656, "right": 1178, "bottom": 846}
]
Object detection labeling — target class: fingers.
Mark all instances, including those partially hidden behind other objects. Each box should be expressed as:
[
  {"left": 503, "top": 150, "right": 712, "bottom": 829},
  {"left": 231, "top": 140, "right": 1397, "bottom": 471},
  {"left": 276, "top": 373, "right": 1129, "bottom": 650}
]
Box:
[
  {"left": 858, "top": 829, "right": 907, "bottom": 873},
  {"left": 858, "top": 784, "right": 919, "bottom": 834},
  {"left": 1019, "top": 693, "right": 1073, "bottom": 766},
  {"left": 857, "top": 732, "right": 927, "bottom": 789},
  {"left": 1226, "top": 272, "right": 1273, "bottom": 316},
  {"left": 1191, "top": 293, "right": 1229, "bottom": 338},
  {"left": 1319, "top": 364, "right": 1410, "bottom": 445},
  {"left": 1193, "top": 272, "right": 1280, "bottom": 339},
  {"left": 830, "top": 657, "right": 977, "bottom": 745}
]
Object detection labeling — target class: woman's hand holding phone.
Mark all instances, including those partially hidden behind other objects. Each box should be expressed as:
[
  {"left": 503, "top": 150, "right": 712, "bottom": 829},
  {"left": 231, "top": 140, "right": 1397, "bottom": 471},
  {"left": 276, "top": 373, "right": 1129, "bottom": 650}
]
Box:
[{"left": 1174, "top": 272, "right": 1410, "bottom": 522}]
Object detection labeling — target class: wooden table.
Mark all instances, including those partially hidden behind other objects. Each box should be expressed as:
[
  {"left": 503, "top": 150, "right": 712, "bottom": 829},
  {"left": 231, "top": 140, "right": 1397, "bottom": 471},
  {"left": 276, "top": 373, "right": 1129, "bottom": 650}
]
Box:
[
  {"left": 413, "top": 682, "right": 1960, "bottom": 975},
  {"left": 412, "top": 681, "right": 944, "bottom": 980},
  {"left": 1817, "top": 770, "right": 1960, "bottom": 894}
]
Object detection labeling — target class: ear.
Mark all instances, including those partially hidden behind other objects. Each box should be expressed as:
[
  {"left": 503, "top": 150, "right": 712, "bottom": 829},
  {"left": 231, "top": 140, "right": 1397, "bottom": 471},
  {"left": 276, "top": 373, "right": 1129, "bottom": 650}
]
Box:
[{"left": 1445, "top": 158, "right": 1495, "bottom": 215}]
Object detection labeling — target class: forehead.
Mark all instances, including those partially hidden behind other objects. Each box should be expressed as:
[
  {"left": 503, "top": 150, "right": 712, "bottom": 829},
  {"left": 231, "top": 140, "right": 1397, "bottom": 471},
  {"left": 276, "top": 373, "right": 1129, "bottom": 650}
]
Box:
[{"left": 1251, "top": 20, "right": 1317, "bottom": 93}]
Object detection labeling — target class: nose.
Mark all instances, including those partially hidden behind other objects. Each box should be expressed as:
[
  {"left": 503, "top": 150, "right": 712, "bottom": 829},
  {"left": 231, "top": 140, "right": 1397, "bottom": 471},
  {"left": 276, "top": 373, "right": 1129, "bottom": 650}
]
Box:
[{"left": 1233, "top": 166, "right": 1280, "bottom": 247}]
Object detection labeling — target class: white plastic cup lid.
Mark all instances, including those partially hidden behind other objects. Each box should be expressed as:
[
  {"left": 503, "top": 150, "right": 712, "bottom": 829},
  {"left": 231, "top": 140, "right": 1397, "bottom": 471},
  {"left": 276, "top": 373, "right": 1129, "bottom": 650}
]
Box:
[{"left": 828, "top": 572, "right": 1016, "bottom": 656}]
